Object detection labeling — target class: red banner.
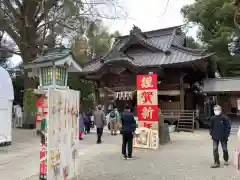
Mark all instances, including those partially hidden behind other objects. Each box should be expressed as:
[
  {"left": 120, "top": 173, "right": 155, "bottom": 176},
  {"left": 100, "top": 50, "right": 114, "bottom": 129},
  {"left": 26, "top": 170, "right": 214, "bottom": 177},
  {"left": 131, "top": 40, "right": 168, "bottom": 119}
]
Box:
[
  {"left": 136, "top": 74, "right": 157, "bottom": 90},
  {"left": 137, "top": 105, "right": 158, "bottom": 121},
  {"left": 136, "top": 74, "right": 158, "bottom": 122},
  {"left": 40, "top": 143, "right": 47, "bottom": 175}
]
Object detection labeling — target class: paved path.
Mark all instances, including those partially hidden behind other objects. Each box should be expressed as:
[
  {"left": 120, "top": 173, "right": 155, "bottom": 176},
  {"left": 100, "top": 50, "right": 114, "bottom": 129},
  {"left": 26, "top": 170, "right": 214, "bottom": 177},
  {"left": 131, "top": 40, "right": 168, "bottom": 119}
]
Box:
[{"left": 1, "top": 129, "right": 240, "bottom": 180}]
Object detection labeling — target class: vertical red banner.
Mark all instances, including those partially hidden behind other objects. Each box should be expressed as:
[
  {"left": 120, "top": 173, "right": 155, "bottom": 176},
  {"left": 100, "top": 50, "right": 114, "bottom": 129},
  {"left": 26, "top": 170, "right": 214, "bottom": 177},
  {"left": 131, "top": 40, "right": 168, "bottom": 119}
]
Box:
[
  {"left": 136, "top": 74, "right": 158, "bottom": 123},
  {"left": 40, "top": 143, "right": 47, "bottom": 175},
  {"left": 36, "top": 95, "right": 48, "bottom": 180},
  {"left": 136, "top": 74, "right": 158, "bottom": 90}
]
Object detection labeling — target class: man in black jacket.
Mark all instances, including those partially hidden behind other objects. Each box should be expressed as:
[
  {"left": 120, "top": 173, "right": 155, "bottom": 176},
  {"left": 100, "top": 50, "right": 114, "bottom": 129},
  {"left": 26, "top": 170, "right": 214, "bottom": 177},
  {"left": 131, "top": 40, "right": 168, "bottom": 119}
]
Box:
[
  {"left": 209, "top": 105, "right": 231, "bottom": 168},
  {"left": 121, "top": 105, "right": 136, "bottom": 160}
]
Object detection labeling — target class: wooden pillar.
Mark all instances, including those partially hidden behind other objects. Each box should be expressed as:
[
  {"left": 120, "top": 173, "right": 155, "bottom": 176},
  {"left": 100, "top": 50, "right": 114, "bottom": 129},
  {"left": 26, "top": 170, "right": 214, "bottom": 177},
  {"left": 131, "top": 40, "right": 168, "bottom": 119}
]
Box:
[
  {"left": 180, "top": 74, "right": 185, "bottom": 110},
  {"left": 103, "top": 89, "right": 108, "bottom": 114},
  {"left": 94, "top": 81, "right": 100, "bottom": 105}
]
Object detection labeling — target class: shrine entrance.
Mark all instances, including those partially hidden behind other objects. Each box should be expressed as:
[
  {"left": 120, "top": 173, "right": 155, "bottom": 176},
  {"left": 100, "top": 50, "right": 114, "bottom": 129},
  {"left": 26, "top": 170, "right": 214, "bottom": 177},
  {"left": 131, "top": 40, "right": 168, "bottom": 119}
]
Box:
[{"left": 79, "top": 25, "right": 215, "bottom": 132}]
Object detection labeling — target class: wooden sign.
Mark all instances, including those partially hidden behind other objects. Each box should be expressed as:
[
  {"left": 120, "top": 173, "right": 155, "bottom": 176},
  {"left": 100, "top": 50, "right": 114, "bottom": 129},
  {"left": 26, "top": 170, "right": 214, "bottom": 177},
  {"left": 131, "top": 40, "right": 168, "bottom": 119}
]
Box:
[
  {"left": 136, "top": 74, "right": 158, "bottom": 122},
  {"left": 237, "top": 99, "right": 240, "bottom": 110},
  {"left": 38, "top": 89, "right": 80, "bottom": 180},
  {"left": 134, "top": 74, "right": 159, "bottom": 150}
]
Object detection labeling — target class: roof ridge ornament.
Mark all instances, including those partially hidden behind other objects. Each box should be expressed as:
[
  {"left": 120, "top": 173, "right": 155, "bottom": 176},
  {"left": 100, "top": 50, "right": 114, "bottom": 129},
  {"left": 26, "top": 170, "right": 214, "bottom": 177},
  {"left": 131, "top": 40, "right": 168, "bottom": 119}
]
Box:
[{"left": 130, "top": 25, "right": 143, "bottom": 36}]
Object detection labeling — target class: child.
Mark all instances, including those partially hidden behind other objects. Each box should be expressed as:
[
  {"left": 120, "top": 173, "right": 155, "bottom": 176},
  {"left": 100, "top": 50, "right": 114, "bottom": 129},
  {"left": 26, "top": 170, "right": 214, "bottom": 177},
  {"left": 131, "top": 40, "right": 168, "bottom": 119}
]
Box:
[{"left": 79, "top": 111, "right": 85, "bottom": 140}]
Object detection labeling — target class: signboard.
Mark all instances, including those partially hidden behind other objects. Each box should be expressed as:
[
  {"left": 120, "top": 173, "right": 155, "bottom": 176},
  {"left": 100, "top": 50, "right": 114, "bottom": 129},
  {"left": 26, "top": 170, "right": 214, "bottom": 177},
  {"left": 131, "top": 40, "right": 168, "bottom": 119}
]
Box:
[
  {"left": 36, "top": 95, "right": 48, "bottom": 180},
  {"left": 237, "top": 99, "right": 240, "bottom": 110},
  {"left": 134, "top": 74, "right": 159, "bottom": 150},
  {"left": 37, "top": 89, "right": 80, "bottom": 180},
  {"left": 136, "top": 74, "right": 158, "bottom": 122}
]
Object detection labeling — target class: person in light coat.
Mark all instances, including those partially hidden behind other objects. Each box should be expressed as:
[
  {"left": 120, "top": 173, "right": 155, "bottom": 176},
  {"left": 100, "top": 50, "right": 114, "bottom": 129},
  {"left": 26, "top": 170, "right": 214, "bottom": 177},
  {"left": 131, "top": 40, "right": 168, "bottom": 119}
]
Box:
[{"left": 93, "top": 105, "right": 106, "bottom": 144}]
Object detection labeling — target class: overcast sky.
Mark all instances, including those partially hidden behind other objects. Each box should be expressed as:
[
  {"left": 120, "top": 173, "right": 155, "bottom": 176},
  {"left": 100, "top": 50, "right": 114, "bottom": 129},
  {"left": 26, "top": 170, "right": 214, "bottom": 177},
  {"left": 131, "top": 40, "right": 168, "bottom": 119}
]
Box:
[
  {"left": 105, "top": 0, "right": 196, "bottom": 35},
  {"left": 10, "top": 0, "right": 196, "bottom": 65}
]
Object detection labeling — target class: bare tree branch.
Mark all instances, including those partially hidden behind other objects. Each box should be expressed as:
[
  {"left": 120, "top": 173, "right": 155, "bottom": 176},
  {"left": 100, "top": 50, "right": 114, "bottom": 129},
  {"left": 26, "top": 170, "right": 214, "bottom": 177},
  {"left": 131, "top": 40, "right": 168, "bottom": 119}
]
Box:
[
  {"left": 0, "top": 8, "right": 21, "bottom": 43},
  {"left": 3, "top": 0, "right": 19, "bottom": 19},
  {"left": 14, "top": 0, "right": 22, "bottom": 9},
  {"left": 35, "top": 0, "right": 59, "bottom": 25},
  {"left": 0, "top": 46, "right": 21, "bottom": 55}
]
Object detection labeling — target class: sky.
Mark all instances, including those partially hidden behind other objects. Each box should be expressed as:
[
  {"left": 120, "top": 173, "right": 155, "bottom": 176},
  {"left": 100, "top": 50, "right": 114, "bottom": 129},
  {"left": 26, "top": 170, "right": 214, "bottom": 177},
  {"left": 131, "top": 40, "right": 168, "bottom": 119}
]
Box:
[
  {"left": 10, "top": 0, "right": 196, "bottom": 65},
  {"left": 105, "top": 0, "right": 196, "bottom": 35}
]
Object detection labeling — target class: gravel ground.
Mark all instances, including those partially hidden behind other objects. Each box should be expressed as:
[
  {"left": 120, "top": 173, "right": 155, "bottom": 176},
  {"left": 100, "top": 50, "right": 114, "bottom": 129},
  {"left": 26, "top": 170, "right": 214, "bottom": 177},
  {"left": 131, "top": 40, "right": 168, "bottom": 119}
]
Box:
[
  {"left": 1, "top": 129, "right": 240, "bottom": 180},
  {"left": 76, "top": 131, "right": 240, "bottom": 180}
]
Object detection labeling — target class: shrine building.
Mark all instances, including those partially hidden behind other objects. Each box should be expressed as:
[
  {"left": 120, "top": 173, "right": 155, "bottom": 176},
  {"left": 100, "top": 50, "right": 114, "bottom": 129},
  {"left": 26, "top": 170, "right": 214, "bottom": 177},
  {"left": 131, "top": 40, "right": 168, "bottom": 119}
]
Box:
[{"left": 80, "top": 25, "right": 217, "bottom": 130}]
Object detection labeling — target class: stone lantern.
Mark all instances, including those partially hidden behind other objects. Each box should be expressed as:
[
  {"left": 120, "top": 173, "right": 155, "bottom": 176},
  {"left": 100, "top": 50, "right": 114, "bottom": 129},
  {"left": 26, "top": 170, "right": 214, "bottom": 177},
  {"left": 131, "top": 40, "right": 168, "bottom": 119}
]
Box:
[{"left": 24, "top": 47, "right": 82, "bottom": 89}]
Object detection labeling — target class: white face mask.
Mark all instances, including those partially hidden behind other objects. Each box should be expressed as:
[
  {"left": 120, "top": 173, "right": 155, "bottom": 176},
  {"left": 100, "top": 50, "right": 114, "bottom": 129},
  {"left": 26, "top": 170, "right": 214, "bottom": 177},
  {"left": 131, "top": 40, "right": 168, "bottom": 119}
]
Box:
[{"left": 214, "top": 110, "right": 221, "bottom": 116}]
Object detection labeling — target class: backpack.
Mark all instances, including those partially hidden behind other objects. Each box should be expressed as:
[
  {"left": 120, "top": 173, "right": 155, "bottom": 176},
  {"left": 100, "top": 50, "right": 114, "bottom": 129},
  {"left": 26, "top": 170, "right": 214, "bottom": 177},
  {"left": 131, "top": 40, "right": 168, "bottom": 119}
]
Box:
[{"left": 110, "top": 111, "right": 116, "bottom": 118}]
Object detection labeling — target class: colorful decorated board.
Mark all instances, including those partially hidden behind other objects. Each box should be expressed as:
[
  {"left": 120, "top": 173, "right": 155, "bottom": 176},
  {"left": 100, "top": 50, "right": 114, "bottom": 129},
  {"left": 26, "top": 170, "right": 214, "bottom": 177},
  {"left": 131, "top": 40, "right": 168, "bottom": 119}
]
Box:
[
  {"left": 37, "top": 89, "right": 80, "bottom": 180},
  {"left": 134, "top": 74, "right": 159, "bottom": 149}
]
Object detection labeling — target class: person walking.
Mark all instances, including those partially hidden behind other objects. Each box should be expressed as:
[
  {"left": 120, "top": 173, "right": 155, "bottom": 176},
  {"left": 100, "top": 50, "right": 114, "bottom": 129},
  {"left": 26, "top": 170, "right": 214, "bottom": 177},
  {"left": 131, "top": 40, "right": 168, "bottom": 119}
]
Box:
[
  {"left": 86, "top": 108, "right": 92, "bottom": 133},
  {"left": 83, "top": 113, "right": 90, "bottom": 135},
  {"left": 109, "top": 108, "right": 118, "bottom": 135},
  {"left": 93, "top": 105, "right": 106, "bottom": 144},
  {"left": 121, "top": 105, "right": 136, "bottom": 160},
  {"left": 79, "top": 111, "right": 86, "bottom": 140},
  {"left": 209, "top": 105, "right": 231, "bottom": 168}
]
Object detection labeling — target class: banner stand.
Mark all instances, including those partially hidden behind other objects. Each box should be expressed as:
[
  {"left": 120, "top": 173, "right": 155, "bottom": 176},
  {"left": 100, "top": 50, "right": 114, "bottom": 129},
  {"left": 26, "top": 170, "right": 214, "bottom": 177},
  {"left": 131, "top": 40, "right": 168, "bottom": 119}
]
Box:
[{"left": 134, "top": 74, "right": 159, "bottom": 150}]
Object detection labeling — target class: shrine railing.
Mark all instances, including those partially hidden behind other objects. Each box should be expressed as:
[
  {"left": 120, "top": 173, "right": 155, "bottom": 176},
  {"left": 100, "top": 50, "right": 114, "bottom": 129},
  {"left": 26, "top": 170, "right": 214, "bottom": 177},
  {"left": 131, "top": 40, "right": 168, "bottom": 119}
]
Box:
[{"left": 161, "top": 110, "right": 196, "bottom": 124}]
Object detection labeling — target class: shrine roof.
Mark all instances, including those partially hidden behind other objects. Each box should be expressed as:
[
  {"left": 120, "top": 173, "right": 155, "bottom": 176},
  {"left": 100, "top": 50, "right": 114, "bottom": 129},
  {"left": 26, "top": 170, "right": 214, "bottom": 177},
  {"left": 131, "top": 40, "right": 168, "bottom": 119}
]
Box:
[
  {"left": 24, "top": 47, "right": 82, "bottom": 72},
  {"left": 82, "top": 25, "right": 213, "bottom": 73},
  {"left": 203, "top": 77, "right": 240, "bottom": 93},
  {"left": 31, "top": 47, "right": 71, "bottom": 63}
]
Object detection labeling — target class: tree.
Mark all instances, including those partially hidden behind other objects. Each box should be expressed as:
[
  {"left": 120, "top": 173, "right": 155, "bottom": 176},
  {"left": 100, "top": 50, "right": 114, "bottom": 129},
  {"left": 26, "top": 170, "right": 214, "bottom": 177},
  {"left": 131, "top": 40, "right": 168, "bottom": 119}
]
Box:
[
  {"left": 181, "top": 0, "right": 239, "bottom": 76},
  {"left": 0, "top": 31, "right": 13, "bottom": 67},
  {"left": 185, "top": 36, "right": 202, "bottom": 49},
  {"left": 72, "top": 20, "right": 120, "bottom": 65},
  {"left": 0, "top": 0, "right": 126, "bottom": 89},
  {"left": 70, "top": 21, "right": 120, "bottom": 108}
]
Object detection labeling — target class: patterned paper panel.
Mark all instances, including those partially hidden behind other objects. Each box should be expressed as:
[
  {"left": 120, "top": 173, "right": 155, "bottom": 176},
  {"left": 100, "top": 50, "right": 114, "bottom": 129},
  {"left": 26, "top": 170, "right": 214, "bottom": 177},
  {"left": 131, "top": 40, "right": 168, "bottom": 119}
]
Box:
[
  {"left": 137, "top": 90, "right": 158, "bottom": 105},
  {"left": 137, "top": 105, "right": 158, "bottom": 122},
  {"left": 133, "top": 127, "right": 159, "bottom": 150},
  {"left": 136, "top": 74, "right": 158, "bottom": 90},
  {"left": 137, "top": 121, "right": 159, "bottom": 130},
  {"left": 40, "top": 89, "right": 80, "bottom": 180}
]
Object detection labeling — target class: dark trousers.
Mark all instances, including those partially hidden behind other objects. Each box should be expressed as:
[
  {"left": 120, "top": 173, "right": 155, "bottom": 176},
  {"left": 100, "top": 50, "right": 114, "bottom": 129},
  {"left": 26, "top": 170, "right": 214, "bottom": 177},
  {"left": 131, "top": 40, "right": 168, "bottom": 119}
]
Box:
[
  {"left": 213, "top": 139, "right": 229, "bottom": 164},
  {"left": 97, "top": 128, "right": 103, "bottom": 143},
  {"left": 122, "top": 132, "right": 133, "bottom": 157},
  {"left": 84, "top": 122, "right": 91, "bottom": 133}
]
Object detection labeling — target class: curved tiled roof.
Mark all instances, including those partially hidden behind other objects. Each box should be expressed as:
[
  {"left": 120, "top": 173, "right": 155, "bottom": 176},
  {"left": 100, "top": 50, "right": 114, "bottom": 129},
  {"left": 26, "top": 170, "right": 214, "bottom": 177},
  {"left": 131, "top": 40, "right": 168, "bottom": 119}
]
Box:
[
  {"left": 82, "top": 25, "right": 213, "bottom": 73},
  {"left": 82, "top": 48, "right": 211, "bottom": 73},
  {"left": 31, "top": 47, "right": 71, "bottom": 64},
  {"left": 203, "top": 78, "right": 240, "bottom": 92}
]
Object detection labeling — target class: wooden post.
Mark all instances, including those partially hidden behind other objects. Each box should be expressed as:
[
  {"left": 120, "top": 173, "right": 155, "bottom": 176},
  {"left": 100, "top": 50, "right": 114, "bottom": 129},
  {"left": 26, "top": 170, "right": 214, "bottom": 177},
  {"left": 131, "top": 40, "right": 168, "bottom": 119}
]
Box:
[
  {"left": 94, "top": 81, "right": 100, "bottom": 105},
  {"left": 180, "top": 74, "right": 185, "bottom": 110},
  {"left": 103, "top": 89, "right": 108, "bottom": 114}
]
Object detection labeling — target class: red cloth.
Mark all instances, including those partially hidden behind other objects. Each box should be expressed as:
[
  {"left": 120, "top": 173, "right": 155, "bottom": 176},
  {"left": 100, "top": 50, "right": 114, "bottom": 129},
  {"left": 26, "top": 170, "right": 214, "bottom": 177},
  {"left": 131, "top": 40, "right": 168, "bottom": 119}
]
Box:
[{"left": 79, "top": 132, "right": 82, "bottom": 137}]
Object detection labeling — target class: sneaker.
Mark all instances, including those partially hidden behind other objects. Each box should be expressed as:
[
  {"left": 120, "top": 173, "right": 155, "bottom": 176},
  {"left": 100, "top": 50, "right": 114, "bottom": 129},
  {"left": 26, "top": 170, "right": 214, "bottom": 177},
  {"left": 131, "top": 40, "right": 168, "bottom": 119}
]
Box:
[
  {"left": 123, "top": 155, "right": 127, "bottom": 160},
  {"left": 211, "top": 163, "right": 220, "bottom": 168},
  {"left": 127, "top": 157, "right": 133, "bottom": 160},
  {"left": 96, "top": 140, "right": 102, "bottom": 144},
  {"left": 224, "top": 161, "right": 229, "bottom": 166},
  {"left": 79, "top": 137, "right": 83, "bottom": 140}
]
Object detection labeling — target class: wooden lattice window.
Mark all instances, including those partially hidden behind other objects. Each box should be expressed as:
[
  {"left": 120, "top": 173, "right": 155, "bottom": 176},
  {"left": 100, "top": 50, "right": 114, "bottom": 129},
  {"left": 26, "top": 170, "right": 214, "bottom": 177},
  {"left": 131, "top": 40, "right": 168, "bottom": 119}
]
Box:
[
  {"left": 41, "top": 67, "right": 53, "bottom": 86},
  {"left": 55, "top": 67, "right": 66, "bottom": 86}
]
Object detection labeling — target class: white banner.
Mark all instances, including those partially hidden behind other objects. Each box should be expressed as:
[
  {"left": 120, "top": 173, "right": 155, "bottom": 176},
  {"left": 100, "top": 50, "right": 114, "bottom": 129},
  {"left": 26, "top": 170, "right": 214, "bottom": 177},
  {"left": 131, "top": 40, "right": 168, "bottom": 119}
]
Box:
[
  {"left": 46, "top": 89, "right": 80, "bottom": 180},
  {"left": 237, "top": 99, "right": 240, "bottom": 110},
  {"left": 133, "top": 127, "right": 159, "bottom": 150}
]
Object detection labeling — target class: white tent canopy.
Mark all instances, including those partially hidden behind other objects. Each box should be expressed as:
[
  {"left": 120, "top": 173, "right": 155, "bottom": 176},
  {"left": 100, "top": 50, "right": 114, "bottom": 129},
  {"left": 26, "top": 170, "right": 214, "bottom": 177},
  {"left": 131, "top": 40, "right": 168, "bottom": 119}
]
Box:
[{"left": 0, "top": 67, "right": 14, "bottom": 100}]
